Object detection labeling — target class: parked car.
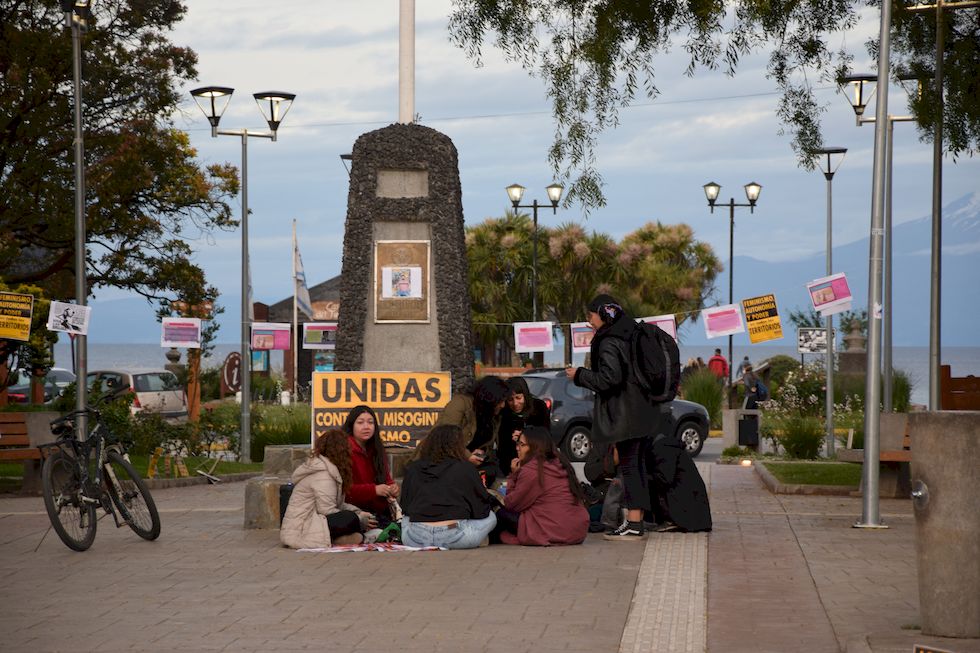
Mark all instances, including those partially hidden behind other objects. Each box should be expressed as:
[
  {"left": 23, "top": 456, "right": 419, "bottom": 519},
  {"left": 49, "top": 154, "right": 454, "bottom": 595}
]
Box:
[
  {"left": 5, "top": 367, "right": 76, "bottom": 404},
  {"left": 522, "top": 369, "right": 710, "bottom": 460},
  {"left": 86, "top": 370, "right": 187, "bottom": 419}
]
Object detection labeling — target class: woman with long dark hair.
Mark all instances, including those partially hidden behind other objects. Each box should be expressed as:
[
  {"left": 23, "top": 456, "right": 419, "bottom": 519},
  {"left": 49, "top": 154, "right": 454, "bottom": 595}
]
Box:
[
  {"left": 400, "top": 424, "right": 497, "bottom": 549},
  {"left": 280, "top": 428, "right": 374, "bottom": 548},
  {"left": 565, "top": 294, "right": 667, "bottom": 541},
  {"left": 435, "top": 375, "right": 510, "bottom": 484},
  {"left": 494, "top": 426, "right": 589, "bottom": 546},
  {"left": 342, "top": 405, "right": 398, "bottom": 522}
]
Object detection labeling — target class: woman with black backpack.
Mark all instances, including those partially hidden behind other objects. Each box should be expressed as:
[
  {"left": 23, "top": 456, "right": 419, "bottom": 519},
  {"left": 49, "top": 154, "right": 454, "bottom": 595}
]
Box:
[{"left": 564, "top": 294, "right": 667, "bottom": 541}]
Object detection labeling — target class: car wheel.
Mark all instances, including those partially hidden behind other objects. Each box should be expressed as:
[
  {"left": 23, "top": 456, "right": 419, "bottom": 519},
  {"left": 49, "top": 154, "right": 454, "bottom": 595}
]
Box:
[
  {"left": 562, "top": 426, "right": 592, "bottom": 462},
  {"left": 676, "top": 420, "right": 706, "bottom": 457}
]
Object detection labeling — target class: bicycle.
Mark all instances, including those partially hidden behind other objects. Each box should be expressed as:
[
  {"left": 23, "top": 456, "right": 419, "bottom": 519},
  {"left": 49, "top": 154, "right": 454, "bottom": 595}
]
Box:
[{"left": 40, "top": 396, "right": 161, "bottom": 552}]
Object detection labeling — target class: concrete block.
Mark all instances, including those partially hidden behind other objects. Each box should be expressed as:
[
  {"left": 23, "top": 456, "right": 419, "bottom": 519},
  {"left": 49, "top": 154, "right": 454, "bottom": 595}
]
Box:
[
  {"left": 262, "top": 445, "right": 309, "bottom": 477},
  {"left": 244, "top": 476, "right": 286, "bottom": 530},
  {"left": 909, "top": 411, "right": 980, "bottom": 638}
]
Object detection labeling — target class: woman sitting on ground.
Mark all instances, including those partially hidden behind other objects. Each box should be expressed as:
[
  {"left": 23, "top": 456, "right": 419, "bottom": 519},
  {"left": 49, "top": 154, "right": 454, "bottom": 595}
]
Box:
[
  {"left": 494, "top": 426, "right": 589, "bottom": 546},
  {"left": 342, "top": 405, "right": 399, "bottom": 524},
  {"left": 400, "top": 424, "right": 497, "bottom": 549},
  {"left": 280, "top": 428, "right": 377, "bottom": 549},
  {"left": 497, "top": 376, "right": 552, "bottom": 475}
]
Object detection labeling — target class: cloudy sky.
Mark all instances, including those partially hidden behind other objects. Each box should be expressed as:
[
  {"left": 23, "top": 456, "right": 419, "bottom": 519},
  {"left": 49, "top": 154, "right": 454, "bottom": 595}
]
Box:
[{"left": 96, "top": 1, "right": 979, "bottom": 341}]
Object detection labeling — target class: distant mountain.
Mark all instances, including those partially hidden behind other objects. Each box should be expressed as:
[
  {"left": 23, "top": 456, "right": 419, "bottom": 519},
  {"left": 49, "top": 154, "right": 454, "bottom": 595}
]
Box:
[
  {"left": 81, "top": 194, "right": 979, "bottom": 347},
  {"left": 679, "top": 192, "right": 980, "bottom": 347}
]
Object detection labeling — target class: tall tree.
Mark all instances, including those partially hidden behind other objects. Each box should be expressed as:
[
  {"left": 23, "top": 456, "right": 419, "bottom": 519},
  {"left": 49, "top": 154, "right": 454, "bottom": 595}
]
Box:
[
  {"left": 449, "top": 1, "right": 979, "bottom": 208},
  {"left": 0, "top": 0, "right": 237, "bottom": 303}
]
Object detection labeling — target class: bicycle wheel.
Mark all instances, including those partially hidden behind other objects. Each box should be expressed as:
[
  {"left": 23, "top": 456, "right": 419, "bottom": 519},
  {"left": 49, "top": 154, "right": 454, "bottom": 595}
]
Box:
[
  {"left": 42, "top": 450, "right": 97, "bottom": 552},
  {"left": 103, "top": 450, "right": 161, "bottom": 541}
]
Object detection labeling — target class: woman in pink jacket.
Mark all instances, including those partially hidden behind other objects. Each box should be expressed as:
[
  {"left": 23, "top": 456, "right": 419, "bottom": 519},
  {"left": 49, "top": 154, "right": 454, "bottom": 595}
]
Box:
[{"left": 495, "top": 426, "right": 589, "bottom": 546}]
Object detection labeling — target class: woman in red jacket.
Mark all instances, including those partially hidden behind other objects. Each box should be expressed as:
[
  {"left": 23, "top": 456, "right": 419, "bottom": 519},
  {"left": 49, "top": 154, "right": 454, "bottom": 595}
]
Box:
[
  {"left": 342, "top": 405, "right": 399, "bottom": 525},
  {"left": 495, "top": 426, "right": 589, "bottom": 546}
]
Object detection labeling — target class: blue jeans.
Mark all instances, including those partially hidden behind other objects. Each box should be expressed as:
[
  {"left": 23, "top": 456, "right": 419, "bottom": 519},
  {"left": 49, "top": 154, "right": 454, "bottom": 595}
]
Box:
[{"left": 400, "top": 514, "right": 497, "bottom": 549}]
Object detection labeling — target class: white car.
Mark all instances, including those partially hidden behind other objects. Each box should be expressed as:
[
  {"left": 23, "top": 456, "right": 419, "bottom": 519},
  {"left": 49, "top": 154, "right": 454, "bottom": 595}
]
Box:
[{"left": 86, "top": 370, "right": 187, "bottom": 419}]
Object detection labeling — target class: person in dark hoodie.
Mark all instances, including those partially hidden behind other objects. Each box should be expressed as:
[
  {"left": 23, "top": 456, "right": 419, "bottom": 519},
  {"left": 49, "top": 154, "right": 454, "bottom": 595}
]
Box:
[
  {"left": 565, "top": 294, "right": 667, "bottom": 541},
  {"left": 400, "top": 424, "right": 497, "bottom": 549},
  {"left": 435, "top": 375, "right": 510, "bottom": 485},
  {"left": 497, "top": 376, "right": 551, "bottom": 475}
]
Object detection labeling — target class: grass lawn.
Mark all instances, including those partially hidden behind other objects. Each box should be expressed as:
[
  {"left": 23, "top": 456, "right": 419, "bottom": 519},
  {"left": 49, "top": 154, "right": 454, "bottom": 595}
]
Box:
[{"left": 762, "top": 461, "right": 862, "bottom": 486}]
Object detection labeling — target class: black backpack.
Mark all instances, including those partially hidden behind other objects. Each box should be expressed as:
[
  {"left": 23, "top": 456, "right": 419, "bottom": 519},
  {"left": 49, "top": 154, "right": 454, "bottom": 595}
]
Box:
[{"left": 630, "top": 321, "right": 680, "bottom": 403}]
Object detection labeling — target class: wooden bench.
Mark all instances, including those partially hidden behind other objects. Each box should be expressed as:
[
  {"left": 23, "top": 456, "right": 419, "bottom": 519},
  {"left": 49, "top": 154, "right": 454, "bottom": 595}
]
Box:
[
  {"left": 0, "top": 412, "right": 43, "bottom": 494},
  {"left": 940, "top": 365, "right": 980, "bottom": 410},
  {"left": 837, "top": 412, "right": 910, "bottom": 497}
]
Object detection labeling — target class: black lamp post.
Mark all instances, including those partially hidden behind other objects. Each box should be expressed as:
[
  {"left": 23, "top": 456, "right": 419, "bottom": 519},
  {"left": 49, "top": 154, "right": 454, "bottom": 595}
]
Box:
[
  {"left": 814, "top": 147, "right": 847, "bottom": 456},
  {"left": 62, "top": 0, "right": 94, "bottom": 441},
  {"left": 190, "top": 87, "right": 295, "bottom": 463},
  {"left": 703, "top": 181, "right": 762, "bottom": 406}
]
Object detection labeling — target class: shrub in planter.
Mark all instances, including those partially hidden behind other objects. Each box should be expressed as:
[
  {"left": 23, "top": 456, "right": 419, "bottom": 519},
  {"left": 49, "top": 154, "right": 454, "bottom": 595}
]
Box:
[
  {"left": 680, "top": 368, "right": 723, "bottom": 428},
  {"left": 775, "top": 414, "right": 824, "bottom": 459}
]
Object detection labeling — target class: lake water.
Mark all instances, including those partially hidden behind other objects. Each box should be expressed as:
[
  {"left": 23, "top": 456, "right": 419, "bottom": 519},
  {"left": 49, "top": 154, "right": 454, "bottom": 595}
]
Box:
[{"left": 54, "top": 342, "right": 979, "bottom": 407}]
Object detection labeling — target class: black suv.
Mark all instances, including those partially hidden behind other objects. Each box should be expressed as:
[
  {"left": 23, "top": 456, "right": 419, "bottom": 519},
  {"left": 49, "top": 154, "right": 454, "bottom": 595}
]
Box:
[{"left": 522, "top": 369, "right": 710, "bottom": 461}]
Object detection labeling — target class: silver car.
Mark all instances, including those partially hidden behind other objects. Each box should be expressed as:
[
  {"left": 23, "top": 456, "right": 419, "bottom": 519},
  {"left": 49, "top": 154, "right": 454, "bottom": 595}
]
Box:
[{"left": 87, "top": 370, "right": 187, "bottom": 419}]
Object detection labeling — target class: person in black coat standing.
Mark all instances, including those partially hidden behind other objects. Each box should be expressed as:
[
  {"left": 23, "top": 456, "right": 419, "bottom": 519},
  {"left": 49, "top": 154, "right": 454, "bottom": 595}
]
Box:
[{"left": 565, "top": 294, "right": 668, "bottom": 541}]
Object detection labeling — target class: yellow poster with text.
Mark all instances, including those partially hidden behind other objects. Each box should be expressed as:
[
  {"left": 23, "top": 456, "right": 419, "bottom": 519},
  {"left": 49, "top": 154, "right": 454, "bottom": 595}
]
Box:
[
  {"left": 311, "top": 371, "right": 452, "bottom": 446},
  {"left": 742, "top": 293, "right": 783, "bottom": 344},
  {"left": 0, "top": 292, "right": 34, "bottom": 341}
]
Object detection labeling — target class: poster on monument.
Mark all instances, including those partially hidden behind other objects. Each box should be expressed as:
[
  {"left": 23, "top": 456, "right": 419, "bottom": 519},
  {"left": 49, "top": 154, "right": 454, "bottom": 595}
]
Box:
[{"left": 374, "top": 240, "right": 430, "bottom": 323}]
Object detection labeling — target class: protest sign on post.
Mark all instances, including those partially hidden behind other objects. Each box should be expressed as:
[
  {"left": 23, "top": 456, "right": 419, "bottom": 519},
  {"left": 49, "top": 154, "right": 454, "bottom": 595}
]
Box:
[
  {"left": 303, "top": 322, "right": 338, "bottom": 350},
  {"left": 741, "top": 294, "right": 783, "bottom": 344},
  {"left": 0, "top": 292, "right": 34, "bottom": 341},
  {"left": 46, "top": 301, "right": 91, "bottom": 335},
  {"left": 251, "top": 322, "right": 291, "bottom": 350},
  {"left": 806, "top": 272, "right": 852, "bottom": 316},
  {"left": 797, "top": 327, "right": 836, "bottom": 354}
]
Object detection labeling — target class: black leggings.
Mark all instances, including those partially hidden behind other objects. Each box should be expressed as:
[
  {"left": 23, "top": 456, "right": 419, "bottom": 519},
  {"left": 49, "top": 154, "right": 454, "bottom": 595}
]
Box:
[
  {"left": 615, "top": 437, "right": 651, "bottom": 512},
  {"left": 327, "top": 510, "right": 362, "bottom": 538}
]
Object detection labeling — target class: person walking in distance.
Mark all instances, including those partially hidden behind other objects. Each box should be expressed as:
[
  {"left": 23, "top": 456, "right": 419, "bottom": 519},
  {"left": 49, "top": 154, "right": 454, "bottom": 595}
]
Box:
[
  {"left": 707, "top": 348, "right": 729, "bottom": 383},
  {"left": 564, "top": 294, "right": 666, "bottom": 541}
]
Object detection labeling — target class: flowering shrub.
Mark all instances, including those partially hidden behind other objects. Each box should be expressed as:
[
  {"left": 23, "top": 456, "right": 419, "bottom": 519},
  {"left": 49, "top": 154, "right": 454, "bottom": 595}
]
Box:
[{"left": 760, "top": 363, "right": 828, "bottom": 459}]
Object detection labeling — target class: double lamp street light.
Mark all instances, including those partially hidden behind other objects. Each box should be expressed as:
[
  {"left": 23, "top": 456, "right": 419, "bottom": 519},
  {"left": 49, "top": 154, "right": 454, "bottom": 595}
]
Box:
[
  {"left": 506, "top": 183, "right": 564, "bottom": 365},
  {"left": 702, "top": 181, "right": 762, "bottom": 405},
  {"left": 190, "top": 86, "right": 296, "bottom": 463}
]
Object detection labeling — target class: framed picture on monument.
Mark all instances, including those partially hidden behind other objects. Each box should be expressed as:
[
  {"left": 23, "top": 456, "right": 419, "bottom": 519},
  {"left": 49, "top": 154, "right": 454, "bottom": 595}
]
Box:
[{"left": 374, "top": 240, "right": 430, "bottom": 323}]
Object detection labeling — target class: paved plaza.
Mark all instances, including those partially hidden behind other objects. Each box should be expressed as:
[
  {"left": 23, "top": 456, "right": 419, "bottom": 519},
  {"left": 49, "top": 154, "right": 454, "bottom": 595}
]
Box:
[{"left": 1, "top": 462, "right": 977, "bottom": 652}]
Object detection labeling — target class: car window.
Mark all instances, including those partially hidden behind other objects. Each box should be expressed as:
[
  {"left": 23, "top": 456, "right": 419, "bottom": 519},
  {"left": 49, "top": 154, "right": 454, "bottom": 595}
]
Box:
[
  {"left": 565, "top": 383, "right": 593, "bottom": 401},
  {"left": 48, "top": 369, "right": 75, "bottom": 384},
  {"left": 135, "top": 373, "right": 179, "bottom": 392},
  {"left": 524, "top": 377, "right": 549, "bottom": 397}
]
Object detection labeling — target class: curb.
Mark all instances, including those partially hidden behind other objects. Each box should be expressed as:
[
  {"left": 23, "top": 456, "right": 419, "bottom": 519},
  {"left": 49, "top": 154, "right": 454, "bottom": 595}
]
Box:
[
  {"left": 142, "top": 471, "right": 261, "bottom": 490},
  {"left": 753, "top": 462, "right": 856, "bottom": 496}
]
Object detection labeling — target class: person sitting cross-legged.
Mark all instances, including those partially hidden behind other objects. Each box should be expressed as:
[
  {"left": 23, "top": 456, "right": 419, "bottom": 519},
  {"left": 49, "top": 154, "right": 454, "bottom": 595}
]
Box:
[
  {"left": 493, "top": 426, "right": 589, "bottom": 546},
  {"left": 400, "top": 424, "right": 497, "bottom": 549}
]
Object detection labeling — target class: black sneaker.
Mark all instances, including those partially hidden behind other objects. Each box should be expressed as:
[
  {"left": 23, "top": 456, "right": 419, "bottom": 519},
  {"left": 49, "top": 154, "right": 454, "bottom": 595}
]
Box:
[
  {"left": 654, "top": 521, "right": 681, "bottom": 533},
  {"left": 603, "top": 520, "right": 646, "bottom": 541}
]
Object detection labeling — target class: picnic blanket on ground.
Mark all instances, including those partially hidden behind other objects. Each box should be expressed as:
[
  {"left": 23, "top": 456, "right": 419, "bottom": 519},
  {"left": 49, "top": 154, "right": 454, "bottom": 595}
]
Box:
[{"left": 296, "top": 543, "right": 445, "bottom": 553}]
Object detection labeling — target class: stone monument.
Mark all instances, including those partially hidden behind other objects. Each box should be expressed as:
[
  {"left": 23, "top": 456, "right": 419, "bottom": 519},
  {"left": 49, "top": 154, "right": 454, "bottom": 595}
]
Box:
[{"left": 335, "top": 123, "right": 474, "bottom": 393}]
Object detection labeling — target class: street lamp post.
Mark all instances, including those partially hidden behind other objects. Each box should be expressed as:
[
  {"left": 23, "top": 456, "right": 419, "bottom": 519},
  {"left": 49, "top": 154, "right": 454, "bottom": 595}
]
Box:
[
  {"left": 703, "top": 181, "right": 762, "bottom": 407},
  {"left": 190, "top": 87, "right": 295, "bottom": 463},
  {"left": 63, "top": 0, "right": 94, "bottom": 442},
  {"left": 814, "top": 147, "right": 847, "bottom": 457},
  {"left": 840, "top": 75, "right": 917, "bottom": 414},
  {"left": 506, "top": 183, "right": 563, "bottom": 365}
]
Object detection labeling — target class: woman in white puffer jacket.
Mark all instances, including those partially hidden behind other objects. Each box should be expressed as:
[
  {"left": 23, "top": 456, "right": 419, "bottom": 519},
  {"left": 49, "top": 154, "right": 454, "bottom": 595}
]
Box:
[{"left": 280, "top": 428, "right": 376, "bottom": 548}]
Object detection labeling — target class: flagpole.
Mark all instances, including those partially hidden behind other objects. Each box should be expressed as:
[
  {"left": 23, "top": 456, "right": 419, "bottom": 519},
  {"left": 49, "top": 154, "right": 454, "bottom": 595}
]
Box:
[{"left": 292, "top": 219, "right": 299, "bottom": 399}]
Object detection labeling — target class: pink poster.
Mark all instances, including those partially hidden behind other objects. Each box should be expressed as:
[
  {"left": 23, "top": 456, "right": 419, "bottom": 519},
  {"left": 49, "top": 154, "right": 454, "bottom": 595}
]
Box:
[
  {"left": 806, "top": 272, "right": 852, "bottom": 316},
  {"left": 513, "top": 321, "right": 555, "bottom": 353},
  {"left": 251, "top": 322, "right": 291, "bottom": 351},
  {"left": 703, "top": 304, "right": 745, "bottom": 339}
]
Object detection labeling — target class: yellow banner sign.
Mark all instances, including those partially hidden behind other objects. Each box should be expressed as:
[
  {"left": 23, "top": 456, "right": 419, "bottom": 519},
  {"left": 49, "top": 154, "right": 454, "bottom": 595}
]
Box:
[
  {"left": 311, "top": 372, "right": 452, "bottom": 446},
  {"left": 0, "top": 292, "right": 34, "bottom": 341},
  {"left": 741, "top": 293, "right": 783, "bottom": 344}
]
